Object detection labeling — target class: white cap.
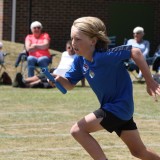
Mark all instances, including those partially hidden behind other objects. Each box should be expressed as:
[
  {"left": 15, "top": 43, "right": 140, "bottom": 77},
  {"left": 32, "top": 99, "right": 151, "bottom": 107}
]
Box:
[
  {"left": 0, "top": 42, "right": 3, "bottom": 48},
  {"left": 133, "top": 26, "right": 144, "bottom": 34},
  {"left": 30, "top": 21, "right": 43, "bottom": 30}
]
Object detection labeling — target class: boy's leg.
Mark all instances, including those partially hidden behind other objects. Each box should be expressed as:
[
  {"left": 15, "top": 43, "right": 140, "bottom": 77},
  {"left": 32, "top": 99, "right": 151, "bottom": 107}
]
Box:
[
  {"left": 29, "top": 79, "right": 44, "bottom": 88},
  {"left": 29, "top": 79, "right": 41, "bottom": 85},
  {"left": 70, "top": 113, "right": 108, "bottom": 160},
  {"left": 120, "top": 130, "right": 160, "bottom": 160},
  {"left": 25, "top": 75, "right": 39, "bottom": 83}
]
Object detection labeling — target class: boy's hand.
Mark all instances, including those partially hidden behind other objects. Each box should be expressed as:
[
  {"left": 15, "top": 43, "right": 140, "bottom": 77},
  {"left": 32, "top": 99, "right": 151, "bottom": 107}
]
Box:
[
  {"left": 48, "top": 80, "right": 55, "bottom": 87},
  {"left": 47, "top": 73, "right": 56, "bottom": 87},
  {"left": 146, "top": 79, "right": 160, "bottom": 102}
]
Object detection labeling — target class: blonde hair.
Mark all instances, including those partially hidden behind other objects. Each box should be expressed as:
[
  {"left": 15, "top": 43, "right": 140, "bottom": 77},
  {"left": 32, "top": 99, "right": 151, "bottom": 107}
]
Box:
[{"left": 72, "top": 17, "right": 110, "bottom": 51}]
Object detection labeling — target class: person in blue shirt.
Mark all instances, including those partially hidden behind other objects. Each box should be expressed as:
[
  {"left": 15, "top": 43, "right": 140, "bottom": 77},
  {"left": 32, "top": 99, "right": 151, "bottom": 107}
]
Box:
[
  {"left": 127, "top": 27, "right": 150, "bottom": 59},
  {"left": 126, "top": 26, "right": 150, "bottom": 80},
  {"left": 51, "top": 17, "right": 160, "bottom": 160}
]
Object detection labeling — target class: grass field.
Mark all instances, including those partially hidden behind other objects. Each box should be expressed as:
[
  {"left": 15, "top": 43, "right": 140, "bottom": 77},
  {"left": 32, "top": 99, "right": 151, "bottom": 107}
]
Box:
[
  {"left": 0, "top": 83, "right": 160, "bottom": 160},
  {"left": 0, "top": 41, "right": 160, "bottom": 160}
]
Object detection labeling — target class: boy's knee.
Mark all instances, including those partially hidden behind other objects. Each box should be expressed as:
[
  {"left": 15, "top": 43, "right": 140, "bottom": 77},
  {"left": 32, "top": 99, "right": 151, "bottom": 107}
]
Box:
[{"left": 70, "top": 123, "right": 81, "bottom": 137}]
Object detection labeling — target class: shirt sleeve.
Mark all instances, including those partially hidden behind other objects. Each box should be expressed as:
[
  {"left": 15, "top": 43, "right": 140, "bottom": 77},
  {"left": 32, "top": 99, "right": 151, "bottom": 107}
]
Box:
[
  {"left": 25, "top": 35, "right": 31, "bottom": 42},
  {"left": 43, "top": 33, "right": 51, "bottom": 41},
  {"left": 65, "top": 56, "right": 84, "bottom": 84},
  {"left": 105, "top": 45, "right": 132, "bottom": 64},
  {"left": 126, "top": 39, "right": 135, "bottom": 46}
]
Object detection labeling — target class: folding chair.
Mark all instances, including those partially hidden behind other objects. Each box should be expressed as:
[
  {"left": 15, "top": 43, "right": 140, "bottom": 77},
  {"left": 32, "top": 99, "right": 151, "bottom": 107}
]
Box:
[
  {"left": 152, "top": 56, "right": 160, "bottom": 84},
  {"left": 15, "top": 52, "right": 56, "bottom": 78},
  {"left": 0, "top": 52, "right": 12, "bottom": 85},
  {"left": 0, "top": 52, "right": 10, "bottom": 75}
]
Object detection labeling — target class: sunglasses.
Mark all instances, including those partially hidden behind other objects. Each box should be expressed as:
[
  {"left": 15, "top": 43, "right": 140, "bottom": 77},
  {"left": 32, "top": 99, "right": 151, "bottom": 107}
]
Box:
[
  {"left": 67, "top": 46, "right": 72, "bottom": 49},
  {"left": 33, "top": 26, "right": 41, "bottom": 30}
]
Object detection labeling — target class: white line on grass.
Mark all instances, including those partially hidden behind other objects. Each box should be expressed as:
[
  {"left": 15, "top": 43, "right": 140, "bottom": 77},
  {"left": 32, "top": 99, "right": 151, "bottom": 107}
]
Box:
[
  {"left": 0, "top": 111, "right": 159, "bottom": 119},
  {"left": 0, "top": 130, "right": 159, "bottom": 139},
  {"left": 134, "top": 112, "right": 160, "bottom": 119},
  {"left": 0, "top": 118, "right": 159, "bottom": 129},
  {"left": 0, "top": 133, "right": 71, "bottom": 138},
  {"left": 0, "top": 110, "right": 91, "bottom": 115},
  {"left": 0, "top": 144, "right": 160, "bottom": 153},
  {"left": 0, "top": 121, "right": 74, "bottom": 127},
  {"left": 0, "top": 146, "right": 124, "bottom": 153}
]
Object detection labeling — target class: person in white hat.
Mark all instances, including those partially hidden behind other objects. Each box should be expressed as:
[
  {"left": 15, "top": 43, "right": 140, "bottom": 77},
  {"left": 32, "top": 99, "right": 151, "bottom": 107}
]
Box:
[
  {"left": 25, "top": 21, "right": 51, "bottom": 77},
  {"left": 126, "top": 26, "right": 150, "bottom": 80}
]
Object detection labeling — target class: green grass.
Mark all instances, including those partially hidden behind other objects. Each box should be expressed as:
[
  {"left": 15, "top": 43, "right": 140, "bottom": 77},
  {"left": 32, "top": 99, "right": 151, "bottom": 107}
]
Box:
[
  {"left": 0, "top": 41, "right": 160, "bottom": 159},
  {"left": 0, "top": 84, "right": 160, "bottom": 160}
]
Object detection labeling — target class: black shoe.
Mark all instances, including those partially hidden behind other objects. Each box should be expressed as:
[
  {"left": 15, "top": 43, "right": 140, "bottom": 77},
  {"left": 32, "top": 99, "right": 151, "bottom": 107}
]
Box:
[
  {"left": 30, "top": 82, "right": 44, "bottom": 88},
  {"left": 16, "top": 73, "right": 26, "bottom": 88}
]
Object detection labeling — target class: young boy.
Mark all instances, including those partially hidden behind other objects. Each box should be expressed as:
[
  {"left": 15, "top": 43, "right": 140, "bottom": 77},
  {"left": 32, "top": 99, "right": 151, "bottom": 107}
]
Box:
[{"left": 51, "top": 17, "right": 160, "bottom": 160}]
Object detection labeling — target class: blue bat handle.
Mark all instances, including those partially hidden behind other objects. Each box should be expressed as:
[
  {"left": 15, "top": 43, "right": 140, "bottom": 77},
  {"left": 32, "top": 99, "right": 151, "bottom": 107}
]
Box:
[{"left": 41, "top": 68, "right": 67, "bottom": 94}]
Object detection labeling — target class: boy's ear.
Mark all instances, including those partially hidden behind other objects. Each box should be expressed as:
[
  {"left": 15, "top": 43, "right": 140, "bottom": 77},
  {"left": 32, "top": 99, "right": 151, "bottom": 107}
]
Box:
[{"left": 91, "top": 37, "right": 98, "bottom": 46}]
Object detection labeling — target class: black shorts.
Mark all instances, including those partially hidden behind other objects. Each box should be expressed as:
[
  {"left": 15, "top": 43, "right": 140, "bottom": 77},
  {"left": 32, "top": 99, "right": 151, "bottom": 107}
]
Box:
[{"left": 93, "top": 108, "right": 137, "bottom": 137}]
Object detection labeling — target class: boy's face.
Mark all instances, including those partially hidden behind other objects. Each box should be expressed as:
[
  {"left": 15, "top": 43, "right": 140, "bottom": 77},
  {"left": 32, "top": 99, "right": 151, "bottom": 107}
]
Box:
[
  {"left": 71, "top": 26, "right": 96, "bottom": 56},
  {"left": 66, "top": 44, "right": 75, "bottom": 55}
]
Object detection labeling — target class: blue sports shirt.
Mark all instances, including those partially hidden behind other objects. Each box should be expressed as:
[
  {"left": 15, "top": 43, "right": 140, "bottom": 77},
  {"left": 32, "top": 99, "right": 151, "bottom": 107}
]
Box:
[{"left": 65, "top": 45, "right": 134, "bottom": 120}]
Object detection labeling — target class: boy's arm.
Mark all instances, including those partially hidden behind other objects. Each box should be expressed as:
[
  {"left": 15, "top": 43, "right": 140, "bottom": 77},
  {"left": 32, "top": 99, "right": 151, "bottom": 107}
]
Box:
[
  {"left": 55, "top": 75, "right": 75, "bottom": 90},
  {"left": 131, "top": 48, "right": 160, "bottom": 99}
]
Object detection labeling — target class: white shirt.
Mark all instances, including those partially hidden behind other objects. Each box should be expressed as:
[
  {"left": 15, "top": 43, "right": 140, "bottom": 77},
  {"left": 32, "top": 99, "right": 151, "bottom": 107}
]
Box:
[
  {"left": 126, "top": 39, "right": 150, "bottom": 59},
  {"left": 53, "top": 51, "right": 76, "bottom": 77}
]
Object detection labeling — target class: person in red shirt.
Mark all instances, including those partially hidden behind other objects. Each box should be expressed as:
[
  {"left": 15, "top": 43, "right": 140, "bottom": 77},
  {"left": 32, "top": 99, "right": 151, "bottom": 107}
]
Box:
[{"left": 25, "top": 21, "right": 51, "bottom": 77}]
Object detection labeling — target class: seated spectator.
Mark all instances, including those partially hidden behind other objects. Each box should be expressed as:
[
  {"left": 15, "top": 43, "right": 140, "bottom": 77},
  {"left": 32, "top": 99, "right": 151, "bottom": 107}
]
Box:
[
  {"left": 54, "top": 40, "right": 85, "bottom": 87},
  {"left": 14, "top": 40, "right": 85, "bottom": 88},
  {"left": 126, "top": 26, "right": 150, "bottom": 80},
  {"left": 25, "top": 21, "right": 51, "bottom": 77},
  {"left": 152, "top": 44, "right": 160, "bottom": 73},
  {"left": 53, "top": 40, "right": 76, "bottom": 77},
  {"left": 13, "top": 72, "right": 52, "bottom": 88}
]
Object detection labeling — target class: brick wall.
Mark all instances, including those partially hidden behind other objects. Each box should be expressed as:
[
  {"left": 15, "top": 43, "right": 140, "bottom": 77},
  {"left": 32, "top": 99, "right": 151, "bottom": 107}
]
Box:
[
  {"left": 2, "top": 0, "right": 12, "bottom": 41},
  {"left": 16, "top": 0, "right": 107, "bottom": 51},
  {"left": 153, "top": 1, "right": 160, "bottom": 51},
  {"left": 1, "top": 0, "right": 160, "bottom": 52},
  {"left": 0, "top": 0, "right": 4, "bottom": 40}
]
